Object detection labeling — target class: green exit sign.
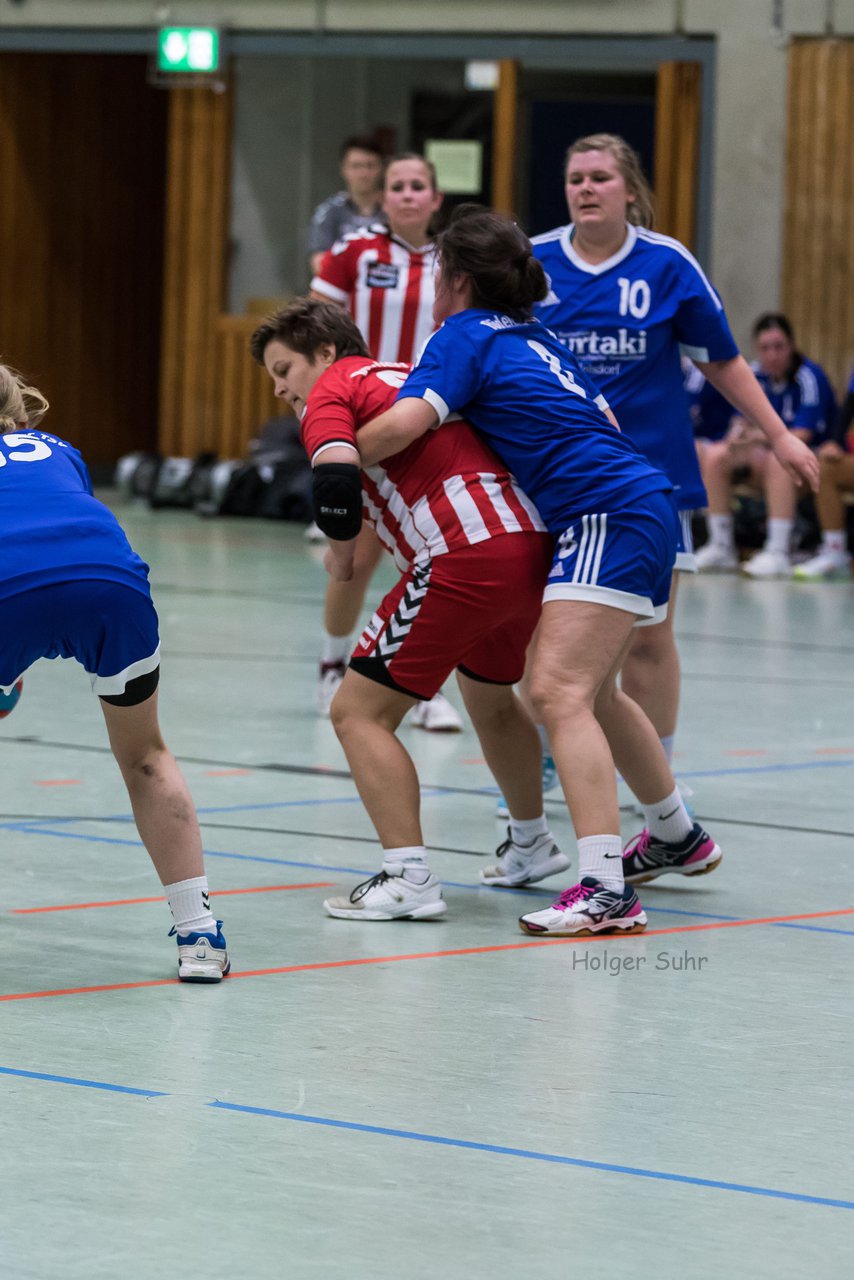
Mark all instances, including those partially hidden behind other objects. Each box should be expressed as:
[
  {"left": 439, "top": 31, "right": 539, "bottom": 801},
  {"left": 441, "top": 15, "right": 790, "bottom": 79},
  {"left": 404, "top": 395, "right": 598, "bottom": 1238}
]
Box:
[{"left": 157, "top": 27, "right": 220, "bottom": 74}]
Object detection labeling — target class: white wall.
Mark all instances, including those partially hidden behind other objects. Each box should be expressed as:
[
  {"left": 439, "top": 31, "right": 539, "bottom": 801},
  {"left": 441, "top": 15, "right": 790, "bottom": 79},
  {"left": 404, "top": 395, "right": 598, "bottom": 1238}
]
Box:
[{"left": 229, "top": 55, "right": 464, "bottom": 307}]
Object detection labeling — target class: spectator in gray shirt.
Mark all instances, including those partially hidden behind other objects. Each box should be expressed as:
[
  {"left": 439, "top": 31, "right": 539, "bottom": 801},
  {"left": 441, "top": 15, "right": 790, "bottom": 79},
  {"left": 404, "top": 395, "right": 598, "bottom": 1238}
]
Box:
[{"left": 307, "top": 137, "right": 385, "bottom": 274}]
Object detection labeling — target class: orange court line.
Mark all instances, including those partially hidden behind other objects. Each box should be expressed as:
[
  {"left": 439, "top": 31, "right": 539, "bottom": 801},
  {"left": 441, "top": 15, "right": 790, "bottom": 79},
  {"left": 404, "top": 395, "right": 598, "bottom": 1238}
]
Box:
[
  {"left": 205, "top": 769, "right": 252, "bottom": 777},
  {"left": 725, "top": 749, "right": 769, "bottom": 757},
  {"left": 34, "top": 779, "right": 83, "bottom": 787},
  {"left": 2, "top": 903, "right": 854, "bottom": 1003},
  {"left": 814, "top": 747, "right": 854, "bottom": 756},
  {"left": 11, "top": 883, "right": 335, "bottom": 914}
]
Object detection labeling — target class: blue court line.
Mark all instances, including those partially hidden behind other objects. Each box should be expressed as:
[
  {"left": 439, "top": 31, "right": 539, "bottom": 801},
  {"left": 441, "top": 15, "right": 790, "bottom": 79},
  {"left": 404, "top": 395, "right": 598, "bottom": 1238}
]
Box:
[
  {"left": 1, "top": 1063, "right": 851, "bottom": 1212},
  {"left": 0, "top": 1065, "right": 167, "bottom": 1097},
  {"left": 674, "top": 759, "right": 854, "bottom": 780},
  {"left": 5, "top": 821, "right": 854, "bottom": 933},
  {"left": 774, "top": 922, "right": 854, "bottom": 936},
  {"left": 207, "top": 1101, "right": 854, "bottom": 1212}
]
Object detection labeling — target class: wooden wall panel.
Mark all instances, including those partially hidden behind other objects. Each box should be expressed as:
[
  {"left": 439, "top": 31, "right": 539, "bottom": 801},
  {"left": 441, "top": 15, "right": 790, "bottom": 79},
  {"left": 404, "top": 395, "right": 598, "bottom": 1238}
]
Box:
[
  {"left": 654, "top": 61, "right": 701, "bottom": 250},
  {"left": 491, "top": 59, "right": 519, "bottom": 214},
  {"left": 215, "top": 315, "right": 282, "bottom": 458},
  {"left": 784, "top": 40, "right": 854, "bottom": 394},
  {"left": 158, "top": 85, "right": 233, "bottom": 457},
  {"left": 0, "top": 54, "right": 167, "bottom": 466}
]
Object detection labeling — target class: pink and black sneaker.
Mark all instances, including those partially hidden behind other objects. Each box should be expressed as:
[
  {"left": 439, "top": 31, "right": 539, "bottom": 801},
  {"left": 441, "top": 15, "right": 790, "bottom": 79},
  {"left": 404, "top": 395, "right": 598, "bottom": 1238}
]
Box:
[
  {"left": 622, "top": 823, "right": 722, "bottom": 885},
  {"left": 518, "top": 877, "right": 647, "bottom": 937}
]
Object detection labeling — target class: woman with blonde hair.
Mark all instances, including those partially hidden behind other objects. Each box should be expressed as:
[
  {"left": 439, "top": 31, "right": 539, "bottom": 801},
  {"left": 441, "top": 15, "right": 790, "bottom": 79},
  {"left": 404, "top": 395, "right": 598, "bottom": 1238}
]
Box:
[
  {"left": 0, "top": 364, "right": 229, "bottom": 981},
  {"left": 530, "top": 132, "right": 817, "bottom": 812}
]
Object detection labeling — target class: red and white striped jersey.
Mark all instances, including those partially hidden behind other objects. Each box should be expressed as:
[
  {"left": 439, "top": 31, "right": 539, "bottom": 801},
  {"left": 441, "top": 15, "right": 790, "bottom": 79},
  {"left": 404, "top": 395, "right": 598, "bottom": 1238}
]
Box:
[
  {"left": 311, "top": 225, "right": 437, "bottom": 364},
  {"left": 301, "top": 357, "right": 547, "bottom": 572}
]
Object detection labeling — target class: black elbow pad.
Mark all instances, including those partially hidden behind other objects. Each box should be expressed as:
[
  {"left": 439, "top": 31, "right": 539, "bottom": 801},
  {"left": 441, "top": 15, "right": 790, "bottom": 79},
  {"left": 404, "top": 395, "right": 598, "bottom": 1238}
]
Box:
[{"left": 312, "top": 462, "right": 363, "bottom": 540}]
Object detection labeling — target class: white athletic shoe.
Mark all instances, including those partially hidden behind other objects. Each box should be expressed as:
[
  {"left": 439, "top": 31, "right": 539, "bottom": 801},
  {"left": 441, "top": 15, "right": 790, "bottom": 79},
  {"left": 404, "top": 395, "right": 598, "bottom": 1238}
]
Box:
[
  {"left": 323, "top": 868, "right": 448, "bottom": 920},
  {"left": 793, "top": 550, "right": 851, "bottom": 580},
  {"left": 742, "top": 549, "right": 791, "bottom": 578},
  {"left": 695, "top": 542, "right": 738, "bottom": 572},
  {"left": 317, "top": 663, "right": 346, "bottom": 717},
  {"left": 171, "top": 921, "right": 231, "bottom": 983},
  {"left": 480, "top": 829, "right": 570, "bottom": 887},
  {"left": 303, "top": 521, "right": 326, "bottom": 544},
  {"left": 408, "top": 691, "right": 463, "bottom": 732}
]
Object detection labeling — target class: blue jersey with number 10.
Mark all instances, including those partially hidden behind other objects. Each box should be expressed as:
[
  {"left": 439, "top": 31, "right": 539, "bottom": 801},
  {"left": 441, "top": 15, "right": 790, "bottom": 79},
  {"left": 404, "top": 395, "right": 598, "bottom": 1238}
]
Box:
[
  {"left": 532, "top": 223, "right": 740, "bottom": 509},
  {"left": 397, "top": 309, "right": 671, "bottom": 535}
]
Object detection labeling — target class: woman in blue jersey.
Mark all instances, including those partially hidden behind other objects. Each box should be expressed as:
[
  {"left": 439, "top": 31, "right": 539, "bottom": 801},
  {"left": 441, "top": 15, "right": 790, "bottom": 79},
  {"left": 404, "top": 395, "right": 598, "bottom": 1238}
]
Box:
[
  {"left": 696, "top": 312, "right": 837, "bottom": 576},
  {"left": 357, "top": 205, "right": 731, "bottom": 937},
  {"left": 531, "top": 134, "right": 818, "bottom": 768},
  {"left": 0, "top": 364, "right": 229, "bottom": 982}
]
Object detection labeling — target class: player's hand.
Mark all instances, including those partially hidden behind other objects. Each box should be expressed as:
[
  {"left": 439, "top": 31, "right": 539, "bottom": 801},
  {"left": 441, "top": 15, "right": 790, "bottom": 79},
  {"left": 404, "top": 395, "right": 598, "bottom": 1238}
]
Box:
[
  {"left": 772, "top": 432, "right": 820, "bottom": 492},
  {"left": 323, "top": 547, "right": 355, "bottom": 581},
  {"left": 818, "top": 440, "right": 844, "bottom": 462}
]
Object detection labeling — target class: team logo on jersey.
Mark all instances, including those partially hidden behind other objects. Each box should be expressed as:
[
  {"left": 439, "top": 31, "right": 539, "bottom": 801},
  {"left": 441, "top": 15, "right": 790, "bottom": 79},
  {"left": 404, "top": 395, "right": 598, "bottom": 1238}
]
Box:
[
  {"left": 366, "top": 263, "right": 401, "bottom": 289},
  {"left": 559, "top": 328, "right": 648, "bottom": 360}
]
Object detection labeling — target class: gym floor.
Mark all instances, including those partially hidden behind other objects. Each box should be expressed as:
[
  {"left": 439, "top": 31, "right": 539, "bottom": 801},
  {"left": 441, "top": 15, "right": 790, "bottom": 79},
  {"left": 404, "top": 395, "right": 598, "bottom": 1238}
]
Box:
[{"left": 2, "top": 499, "right": 853, "bottom": 1279}]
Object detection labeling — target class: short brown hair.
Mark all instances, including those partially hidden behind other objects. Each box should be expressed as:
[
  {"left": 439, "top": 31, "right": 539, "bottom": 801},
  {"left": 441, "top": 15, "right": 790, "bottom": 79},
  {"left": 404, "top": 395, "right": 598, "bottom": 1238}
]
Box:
[{"left": 250, "top": 298, "right": 369, "bottom": 366}]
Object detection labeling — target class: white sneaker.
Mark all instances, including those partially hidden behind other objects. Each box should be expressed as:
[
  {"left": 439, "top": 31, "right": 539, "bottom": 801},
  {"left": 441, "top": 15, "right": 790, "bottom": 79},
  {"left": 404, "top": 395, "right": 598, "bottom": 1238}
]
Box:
[
  {"left": 323, "top": 868, "right": 448, "bottom": 920},
  {"left": 742, "top": 549, "right": 791, "bottom": 578},
  {"left": 695, "top": 542, "right": 739, "bottom": 572},
  {"left": 317, "top": 664, "right": 345, "bottom": 716},
  {"left": 303, "top": 521, "right": 326, "bottom": 544},
  {"left": 793, "top": 550, "right": 850, "bottom": 580},
  {"left": 480, "top": 829, "right": 570, "bottom": 887},
  {"left": 408, "top": 691, "right": 463, "bottom": 732},
  {"left": 171, "top": 921, "right": 231, "bottom": 983}
]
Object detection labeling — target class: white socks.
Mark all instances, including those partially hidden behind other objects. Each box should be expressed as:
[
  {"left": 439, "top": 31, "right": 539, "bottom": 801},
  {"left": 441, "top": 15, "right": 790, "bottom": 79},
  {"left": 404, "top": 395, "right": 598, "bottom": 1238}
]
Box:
[
  {"left": 822, "top": 530, "right": 847, "bottom": 555},
  {"left": 577, "top": 834, "right": 624, "bottom": 891},
  {"left": 322, "top": 631, "right": 353, "bottom": 666},
  {"left": 643, "top": 786, "right": 694, "bottom": 844},
  {"left": 708, "top": 513, "right": 735, "bottom": 550},
  {"left": 165, "top": 876, "right": 216, "bottom": 935},
  {"left": 765, "top": 517, "right": 793, "bottom": 556},
  {"left": 509, "top": 814, "right": 549, "bottom": 846},
  {"left": 382, "top": 845, "right": 431, "bottom": 883}
]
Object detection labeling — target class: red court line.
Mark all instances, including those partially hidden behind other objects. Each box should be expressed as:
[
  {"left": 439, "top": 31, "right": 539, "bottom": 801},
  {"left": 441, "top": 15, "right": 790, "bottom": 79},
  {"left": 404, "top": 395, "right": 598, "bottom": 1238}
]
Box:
[
  {"left": 11, "top": 883, "right": 335, "bottom": 915},
  {"left": 2, "top": 904, "right": 853, "bottom": 1004}
]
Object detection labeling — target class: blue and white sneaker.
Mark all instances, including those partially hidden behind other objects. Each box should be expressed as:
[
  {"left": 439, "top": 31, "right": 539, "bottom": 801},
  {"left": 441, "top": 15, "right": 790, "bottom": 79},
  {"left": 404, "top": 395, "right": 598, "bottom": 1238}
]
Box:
[
  {"left": 518, "top": 877, "right": 647, "bottom": 937},
  {"left": 495, "top": 752, "right": 559, "bottom": 819},
  {"left": 170, "top": 920, "right": 230, "bottom": 982}
]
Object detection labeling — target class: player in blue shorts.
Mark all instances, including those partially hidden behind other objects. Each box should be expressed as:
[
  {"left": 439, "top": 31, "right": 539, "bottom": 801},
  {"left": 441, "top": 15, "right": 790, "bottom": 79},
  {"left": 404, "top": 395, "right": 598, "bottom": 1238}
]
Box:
[
  {"left": 0, "top": 364, "right": 229, "bottom": 981},
  {"left": 357, "top": 205, "right": 730, "bottom": 936},
  {"left": 531, "top": 133, "right": 818, "bottom": 772}
]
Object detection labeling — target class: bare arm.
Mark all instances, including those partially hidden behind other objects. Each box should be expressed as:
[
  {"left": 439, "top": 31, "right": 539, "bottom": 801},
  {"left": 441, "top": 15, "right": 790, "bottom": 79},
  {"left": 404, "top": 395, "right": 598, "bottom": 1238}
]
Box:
[
  {"left": 694, "top": 354, "right": 820, "bottom": 491},
  {"left": 357, "top": 399, "right": 440, "bottom": 467}
]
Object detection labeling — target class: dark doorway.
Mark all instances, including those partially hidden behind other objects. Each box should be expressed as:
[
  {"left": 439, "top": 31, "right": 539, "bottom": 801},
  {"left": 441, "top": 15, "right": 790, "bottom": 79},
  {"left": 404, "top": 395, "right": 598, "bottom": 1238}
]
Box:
[
  {"left": 0, "top": 53, "right": 168, "bottom": 472},
  {"left": 521, "top": 72, "right": 656, "bottom": 236}
]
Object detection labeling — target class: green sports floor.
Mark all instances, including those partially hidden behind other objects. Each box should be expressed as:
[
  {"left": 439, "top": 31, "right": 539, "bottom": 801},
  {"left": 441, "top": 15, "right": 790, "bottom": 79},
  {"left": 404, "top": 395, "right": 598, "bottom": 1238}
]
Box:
[{"left": 2, "top": 499, "right": 853, "bottom": 1279}]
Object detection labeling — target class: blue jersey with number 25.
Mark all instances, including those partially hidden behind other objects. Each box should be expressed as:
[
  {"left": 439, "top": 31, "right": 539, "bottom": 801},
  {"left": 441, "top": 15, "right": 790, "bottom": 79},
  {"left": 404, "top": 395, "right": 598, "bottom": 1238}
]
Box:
[
  {"left": 0, "top": 430, "right": 151, "bottom": 601},
  {"left": 397, "top": 309, "right": 671, "bottom": 534}
]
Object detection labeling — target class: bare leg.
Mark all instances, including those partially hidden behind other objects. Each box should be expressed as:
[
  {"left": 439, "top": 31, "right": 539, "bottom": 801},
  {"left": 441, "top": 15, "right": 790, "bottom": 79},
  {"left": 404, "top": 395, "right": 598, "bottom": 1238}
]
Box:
[
  {"left": 323, "top": 524, "right": 385, "bottom": 638},
  {"left": 329, "top": 668, "right": 421, "bottom": 849},
  {"left": 100, "top": 690, "right": 204, "bottom": 885},
  {"left": 595, "top": 641, "right": 679, "bottom": 805},
  {"left": 620, "top": 573, "right": 681, "bottom": 739},
  {"left": 529, "top": 601, "right": 639, "bottom": 837},
  {"left": 456, "top": 673, "right": 542, "bottom": 820},
  {"left": 816, "top": 454, "right": 854, "bottom": 531}
]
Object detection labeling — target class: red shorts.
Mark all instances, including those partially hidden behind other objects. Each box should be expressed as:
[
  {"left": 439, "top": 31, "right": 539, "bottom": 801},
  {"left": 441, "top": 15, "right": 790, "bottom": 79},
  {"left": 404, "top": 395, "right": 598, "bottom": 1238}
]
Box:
[{"left": 350, "top": 533, "right": 553, "bottom": 699}]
